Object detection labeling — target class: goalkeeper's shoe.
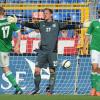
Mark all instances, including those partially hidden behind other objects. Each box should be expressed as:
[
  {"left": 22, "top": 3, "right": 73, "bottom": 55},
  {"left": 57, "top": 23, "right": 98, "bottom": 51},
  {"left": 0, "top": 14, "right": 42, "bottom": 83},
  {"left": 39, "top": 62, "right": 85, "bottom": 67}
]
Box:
[
  {"left": 29, "top": 89, "right": 40, "bottom": 95},
  {"left": 46, "top": 87, "right": 52, "bottom": 96},
  {"left": 14, "top": 89, "right": 23, "bottom": 95}
]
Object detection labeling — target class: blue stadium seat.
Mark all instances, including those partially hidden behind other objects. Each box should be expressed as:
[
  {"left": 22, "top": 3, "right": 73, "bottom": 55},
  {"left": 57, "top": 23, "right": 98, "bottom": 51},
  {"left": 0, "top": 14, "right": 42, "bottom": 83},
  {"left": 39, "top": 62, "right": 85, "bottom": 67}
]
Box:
[
  {"left": 59, "top": 0, "right": 66, "bottom": 3},
  {"left": 78, "top": 0, "right": 85, "bottom": 3},
  {"left": 22, "top": 0, "right": 38, "bottom": 3},
  {"left": 59, "top": 13, "right": 63, "bottom": 21},
  {"left": 71, "top": 14, "right": 77, "bottom": 22},
  {"left": 53, "top": 13, "right": 59, "bottom": 20},
  {"left": 97, "top": 4, "right": 100, "bottom": 9},
  {"left": 0, "top": 0, "right": 86, "bottom": 3},
  {"left": 58, "top": 12, "right": 67, "bottom": 21},
  {"left": 0, "top": 0, "right": 4, "bottom": 3},
  {"left": 6, "top": 10, "right": 17, "bottom": 16},
  {"left": 23, "top": 10, "right": 32, "bottom": 17},
  {"left": 40, "top": 0, "right": 59, "bottom": 4},
  {"left": 59, "top": 0, "right": 85, "bottom": 3},
  {"left": 59, "top": 0, "right": 69, "bottom": 3},
  {"left": 6, "top": 0, "right": 20, "bottom": 3}
]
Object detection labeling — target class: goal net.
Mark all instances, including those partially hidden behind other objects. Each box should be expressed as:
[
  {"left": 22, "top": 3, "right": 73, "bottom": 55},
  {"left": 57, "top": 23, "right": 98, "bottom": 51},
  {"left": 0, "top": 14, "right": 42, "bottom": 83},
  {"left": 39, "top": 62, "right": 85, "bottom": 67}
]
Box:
[{"left": 0, "top": 0, "right": 98, "bottom": 95}]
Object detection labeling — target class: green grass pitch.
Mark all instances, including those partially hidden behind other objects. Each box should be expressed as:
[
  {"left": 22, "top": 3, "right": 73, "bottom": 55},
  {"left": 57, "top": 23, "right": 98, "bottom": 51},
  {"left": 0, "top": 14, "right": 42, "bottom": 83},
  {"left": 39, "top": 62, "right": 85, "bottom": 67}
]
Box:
[{"left": 0, "top": 95, "right": 100, "bottom": 100}]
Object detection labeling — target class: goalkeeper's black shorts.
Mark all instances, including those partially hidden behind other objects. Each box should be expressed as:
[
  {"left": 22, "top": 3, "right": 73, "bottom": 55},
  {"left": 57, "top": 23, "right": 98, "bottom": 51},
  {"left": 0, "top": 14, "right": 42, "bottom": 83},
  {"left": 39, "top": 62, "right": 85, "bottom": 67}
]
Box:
[{"left": 35, "top": 50, "right": 57, "bottom": 68}]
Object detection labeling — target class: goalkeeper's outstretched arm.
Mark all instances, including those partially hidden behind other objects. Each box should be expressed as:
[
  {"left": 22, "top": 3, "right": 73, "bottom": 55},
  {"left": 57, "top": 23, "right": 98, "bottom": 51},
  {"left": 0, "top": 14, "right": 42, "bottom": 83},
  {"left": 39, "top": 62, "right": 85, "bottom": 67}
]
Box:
[
  {"left": 59, "top": 22, "right": 83, "bottom": 30},
  {"left": 7, "top": 15, "right": 40, "bottom": 29},
  {"left": 21, "top": 22, "right": 40, "bottom": 29}
]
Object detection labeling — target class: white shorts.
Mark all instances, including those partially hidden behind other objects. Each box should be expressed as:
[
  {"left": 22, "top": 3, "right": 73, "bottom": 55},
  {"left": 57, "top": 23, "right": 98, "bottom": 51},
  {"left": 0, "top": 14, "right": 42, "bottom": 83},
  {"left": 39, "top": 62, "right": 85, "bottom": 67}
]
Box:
[
  {"left": 91, "top": 50, "right": 100, "bottom": 67},
  {"left": 0, "top": 52, "right": 9, "bottom": 67}
]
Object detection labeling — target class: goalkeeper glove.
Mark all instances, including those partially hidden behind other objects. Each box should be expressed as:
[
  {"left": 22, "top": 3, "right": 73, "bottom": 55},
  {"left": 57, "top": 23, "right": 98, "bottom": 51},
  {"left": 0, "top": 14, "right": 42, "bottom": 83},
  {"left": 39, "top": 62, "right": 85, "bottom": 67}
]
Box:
[
  {"left": 83, "top": 20, "right": 91, "bottom": 28},
  {"left": 7, "top": 15, "right": 17, "bottom": 23}
]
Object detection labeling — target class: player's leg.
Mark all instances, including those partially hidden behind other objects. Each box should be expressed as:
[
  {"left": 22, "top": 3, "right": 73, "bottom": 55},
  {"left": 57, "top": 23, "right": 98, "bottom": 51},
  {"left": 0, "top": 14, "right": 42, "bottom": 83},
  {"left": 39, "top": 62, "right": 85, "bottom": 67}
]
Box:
[
  {"left": 96, "top": 68, "right": 100, "bottom": 96},
  {"left": 0, "top": 52, "right": 22, "bottom": 94},
  {"left": 30, "top": 50, "right": 47, "bottom": 95},
  {"left": 46, "top": 67, "right": 55, "bottom": 95},
  {"left": 90, "top": 50, "right": 98, "bottom": 96},
  {"left": 95, "top": 52, "right": 100, "bottom": 96},
  {"left": 46, "top": 52, "right": 57, "bottom": 95},
  {"left": 32, "top": 67, "right": 41, "bottom": 94}
]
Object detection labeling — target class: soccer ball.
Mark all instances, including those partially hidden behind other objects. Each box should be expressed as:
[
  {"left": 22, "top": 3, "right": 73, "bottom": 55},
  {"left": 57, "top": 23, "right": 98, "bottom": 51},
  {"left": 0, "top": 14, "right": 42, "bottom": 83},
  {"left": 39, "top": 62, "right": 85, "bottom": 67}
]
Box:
[{"left": 62, "top": 60, "right": 71, "bottom": 68}]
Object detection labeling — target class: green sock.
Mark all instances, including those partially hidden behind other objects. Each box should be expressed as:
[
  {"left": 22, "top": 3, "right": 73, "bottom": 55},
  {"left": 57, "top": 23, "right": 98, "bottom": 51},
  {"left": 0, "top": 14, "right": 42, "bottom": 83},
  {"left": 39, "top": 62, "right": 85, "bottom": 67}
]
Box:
[
  {"left": 5, "top": 71, "right": 21, "bottom": 91},
  {"left": 34, "top": 74, "right": 41, "bottom": 90},
  {"left": 91, "top": 72, "right": 97, "bottom": 88},
  {"left": 96, "top": 74, "right": 100, "bottom": 92}
]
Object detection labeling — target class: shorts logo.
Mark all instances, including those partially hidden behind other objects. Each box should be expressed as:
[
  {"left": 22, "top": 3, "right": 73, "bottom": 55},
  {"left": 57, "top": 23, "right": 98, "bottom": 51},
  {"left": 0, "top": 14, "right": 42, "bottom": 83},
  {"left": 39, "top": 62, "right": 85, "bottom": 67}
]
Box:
[
  {"left": 53, "top": 61, "right": 58, "bottom": 66},
  {"left": 43, "top": 25, "right": 45, "bottom": 27},
  {"left": 96, "top": 26, "right": 99, "bottom": 29},
  {"left": 52, "top": 24, "right": 56, "bottom": 27}
]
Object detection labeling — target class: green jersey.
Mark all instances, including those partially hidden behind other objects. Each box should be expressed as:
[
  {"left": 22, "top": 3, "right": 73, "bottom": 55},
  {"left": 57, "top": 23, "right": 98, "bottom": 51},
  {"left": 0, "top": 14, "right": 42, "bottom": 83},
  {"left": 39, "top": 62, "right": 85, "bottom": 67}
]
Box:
[
  {"left": 87, "top": 20, "right": 100, "bottom": 51},
  {"left": 0, "top": 18, "right": 20, "bottom": 52}
]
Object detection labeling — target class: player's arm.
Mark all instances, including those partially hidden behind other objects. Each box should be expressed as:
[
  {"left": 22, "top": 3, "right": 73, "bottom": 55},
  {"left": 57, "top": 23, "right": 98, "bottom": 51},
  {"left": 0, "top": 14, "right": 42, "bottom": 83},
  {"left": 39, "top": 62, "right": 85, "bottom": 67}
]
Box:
[
  {"left": 7, "top": 16, "right": 40, "bottom": 29},
  {"left": 11, "top": 23, "right": 21, "bottom": 53},
  {"left": 83, "top": 22, "right": 93, "bottom": 54},
  {"left": 7, "top": 15, "right": 17, "bottom": 23},
  {"left": 14, "top": 30, "right": 21, "bottom": 54},
  {"left": 21, "top": 21, "right": 40, "bottom": 29},
  {"left": 83, "top": 35, "right": 90, "bottom": 55},
  {"left": 59, "top": 22, "right": 82, "bottom": 30}
]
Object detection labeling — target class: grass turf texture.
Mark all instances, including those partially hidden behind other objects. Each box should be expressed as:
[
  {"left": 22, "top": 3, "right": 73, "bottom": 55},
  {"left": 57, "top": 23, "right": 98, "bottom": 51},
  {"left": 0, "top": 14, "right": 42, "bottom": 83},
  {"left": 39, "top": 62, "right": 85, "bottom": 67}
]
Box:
[{"left": 0, "top": 95, "right": 100, "bottom": 100}]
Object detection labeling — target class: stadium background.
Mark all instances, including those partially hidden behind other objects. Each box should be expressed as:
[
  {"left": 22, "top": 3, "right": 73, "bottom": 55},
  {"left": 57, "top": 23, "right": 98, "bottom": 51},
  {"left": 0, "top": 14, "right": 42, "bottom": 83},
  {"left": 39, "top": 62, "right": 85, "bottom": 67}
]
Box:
[{"left": 0, "top": 0, "right": 99, "bottom": 95}]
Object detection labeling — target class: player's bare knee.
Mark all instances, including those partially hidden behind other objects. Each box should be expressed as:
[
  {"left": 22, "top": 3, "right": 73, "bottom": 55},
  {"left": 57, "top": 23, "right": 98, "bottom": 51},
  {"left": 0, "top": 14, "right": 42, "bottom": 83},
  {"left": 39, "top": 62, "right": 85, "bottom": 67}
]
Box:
[
  {"left": 92, "top": 64, "right": 98, "bottom": 72},
  {"left": 2, "top": 67, "right": 10, "bottom": 73},
  {"left": 50, "top": 68, "right": 55, "bottom": 73},
  {"left": 97, "top": 68, "right": 100, "bottom": 73},
  {"left": 35, "top": 67, "right": 41, "bottom": 75}
]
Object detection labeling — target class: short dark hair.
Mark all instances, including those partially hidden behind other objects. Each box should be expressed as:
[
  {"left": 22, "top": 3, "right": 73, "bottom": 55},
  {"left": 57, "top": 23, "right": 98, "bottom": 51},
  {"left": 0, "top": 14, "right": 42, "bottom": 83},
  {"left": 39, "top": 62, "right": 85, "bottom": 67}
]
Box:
[
  {"left": 0, "top": 7, "right": 5, "bottom": 15},
  {"left": 44, "top": 8, "right": 53, "bottom": 14}
]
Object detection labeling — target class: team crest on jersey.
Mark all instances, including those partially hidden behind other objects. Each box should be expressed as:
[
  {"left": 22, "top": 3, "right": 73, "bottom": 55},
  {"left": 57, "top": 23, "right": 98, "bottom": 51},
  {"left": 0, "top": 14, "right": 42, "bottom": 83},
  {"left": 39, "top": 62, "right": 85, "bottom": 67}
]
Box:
[
  {"left": 96, "top": 26, "right": 100, "bottom": 29},
  {"left": 52, "top": 24, "right": 56, "bottom": 27},
  {"left": 43, "top": 24, "right": 45, "bottom": 27}
]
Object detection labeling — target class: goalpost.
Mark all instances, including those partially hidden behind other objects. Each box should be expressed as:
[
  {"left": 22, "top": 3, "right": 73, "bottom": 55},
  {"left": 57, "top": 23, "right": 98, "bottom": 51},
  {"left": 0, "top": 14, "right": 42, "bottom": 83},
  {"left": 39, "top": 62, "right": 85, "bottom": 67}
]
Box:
[{"left": 0, "top": 0, "right": 98, "bottom": 95}]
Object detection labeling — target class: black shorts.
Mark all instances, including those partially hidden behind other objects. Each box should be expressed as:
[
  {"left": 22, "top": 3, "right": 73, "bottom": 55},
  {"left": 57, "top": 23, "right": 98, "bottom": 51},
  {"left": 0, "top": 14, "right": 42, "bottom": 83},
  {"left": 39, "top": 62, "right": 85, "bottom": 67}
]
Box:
[{"left": 36, "top": 50, "right": 57, "bottom": 68}]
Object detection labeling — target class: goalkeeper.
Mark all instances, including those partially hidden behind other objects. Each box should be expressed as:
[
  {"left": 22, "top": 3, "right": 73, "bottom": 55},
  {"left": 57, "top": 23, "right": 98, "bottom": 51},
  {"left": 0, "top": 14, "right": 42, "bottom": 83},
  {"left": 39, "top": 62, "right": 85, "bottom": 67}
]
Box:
[
  {"left": 0, "top": 7, "right": 22, "bottom": 94},
  {"left": 22, "top": 8, "right": 82, "bottom": 95},
  {"left": 83, "top": 10, "right": 100, "bottom": 96}
]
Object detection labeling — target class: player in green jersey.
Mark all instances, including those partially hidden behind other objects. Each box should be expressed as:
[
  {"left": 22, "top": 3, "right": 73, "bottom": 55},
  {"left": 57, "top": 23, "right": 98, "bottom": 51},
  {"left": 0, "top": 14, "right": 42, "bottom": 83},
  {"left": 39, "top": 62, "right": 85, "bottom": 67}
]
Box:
[
  {"left": 0, "top": 7, "right": 23, "bottom": 94},
  {"left": 83, "top": 10, "right": 100, "bottom": 96}
]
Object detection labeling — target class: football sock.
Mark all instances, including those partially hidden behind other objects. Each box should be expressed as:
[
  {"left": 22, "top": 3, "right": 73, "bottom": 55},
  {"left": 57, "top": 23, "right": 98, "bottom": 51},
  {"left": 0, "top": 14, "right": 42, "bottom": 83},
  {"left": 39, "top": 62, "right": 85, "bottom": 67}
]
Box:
[
  {"left": 96, "top": 73, "right": 100, "bottom": 92},
  {"left": 48, "top": 71, "right": 55, "bottom": 92},
  {"left": 5, "top": 71, "right": 21, "bottom": 91},
  {"left": 34, "top": 74, "right": 41, "bottom": 91},
  {"left": 91, "top": 72, "right": 97, "bottom": 88}
]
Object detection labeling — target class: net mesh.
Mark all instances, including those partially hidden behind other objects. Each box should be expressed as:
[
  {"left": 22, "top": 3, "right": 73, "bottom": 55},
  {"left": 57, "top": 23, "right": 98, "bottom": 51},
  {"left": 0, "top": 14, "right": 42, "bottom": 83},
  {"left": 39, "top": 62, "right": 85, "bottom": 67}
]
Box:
[{"left": 0, "top": 0, "right": 99, "bottom": 95}]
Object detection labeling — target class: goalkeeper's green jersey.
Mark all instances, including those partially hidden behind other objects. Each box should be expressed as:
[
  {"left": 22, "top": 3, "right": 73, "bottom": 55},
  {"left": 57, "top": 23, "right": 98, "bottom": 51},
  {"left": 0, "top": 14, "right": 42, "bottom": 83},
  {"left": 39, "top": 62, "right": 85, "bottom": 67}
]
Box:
[
  {"left": 87, "top": 20, "right": 100, "bottom": 51},
  {"left": 0, "top": 18, "right": 20, "bottom": 52}
]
